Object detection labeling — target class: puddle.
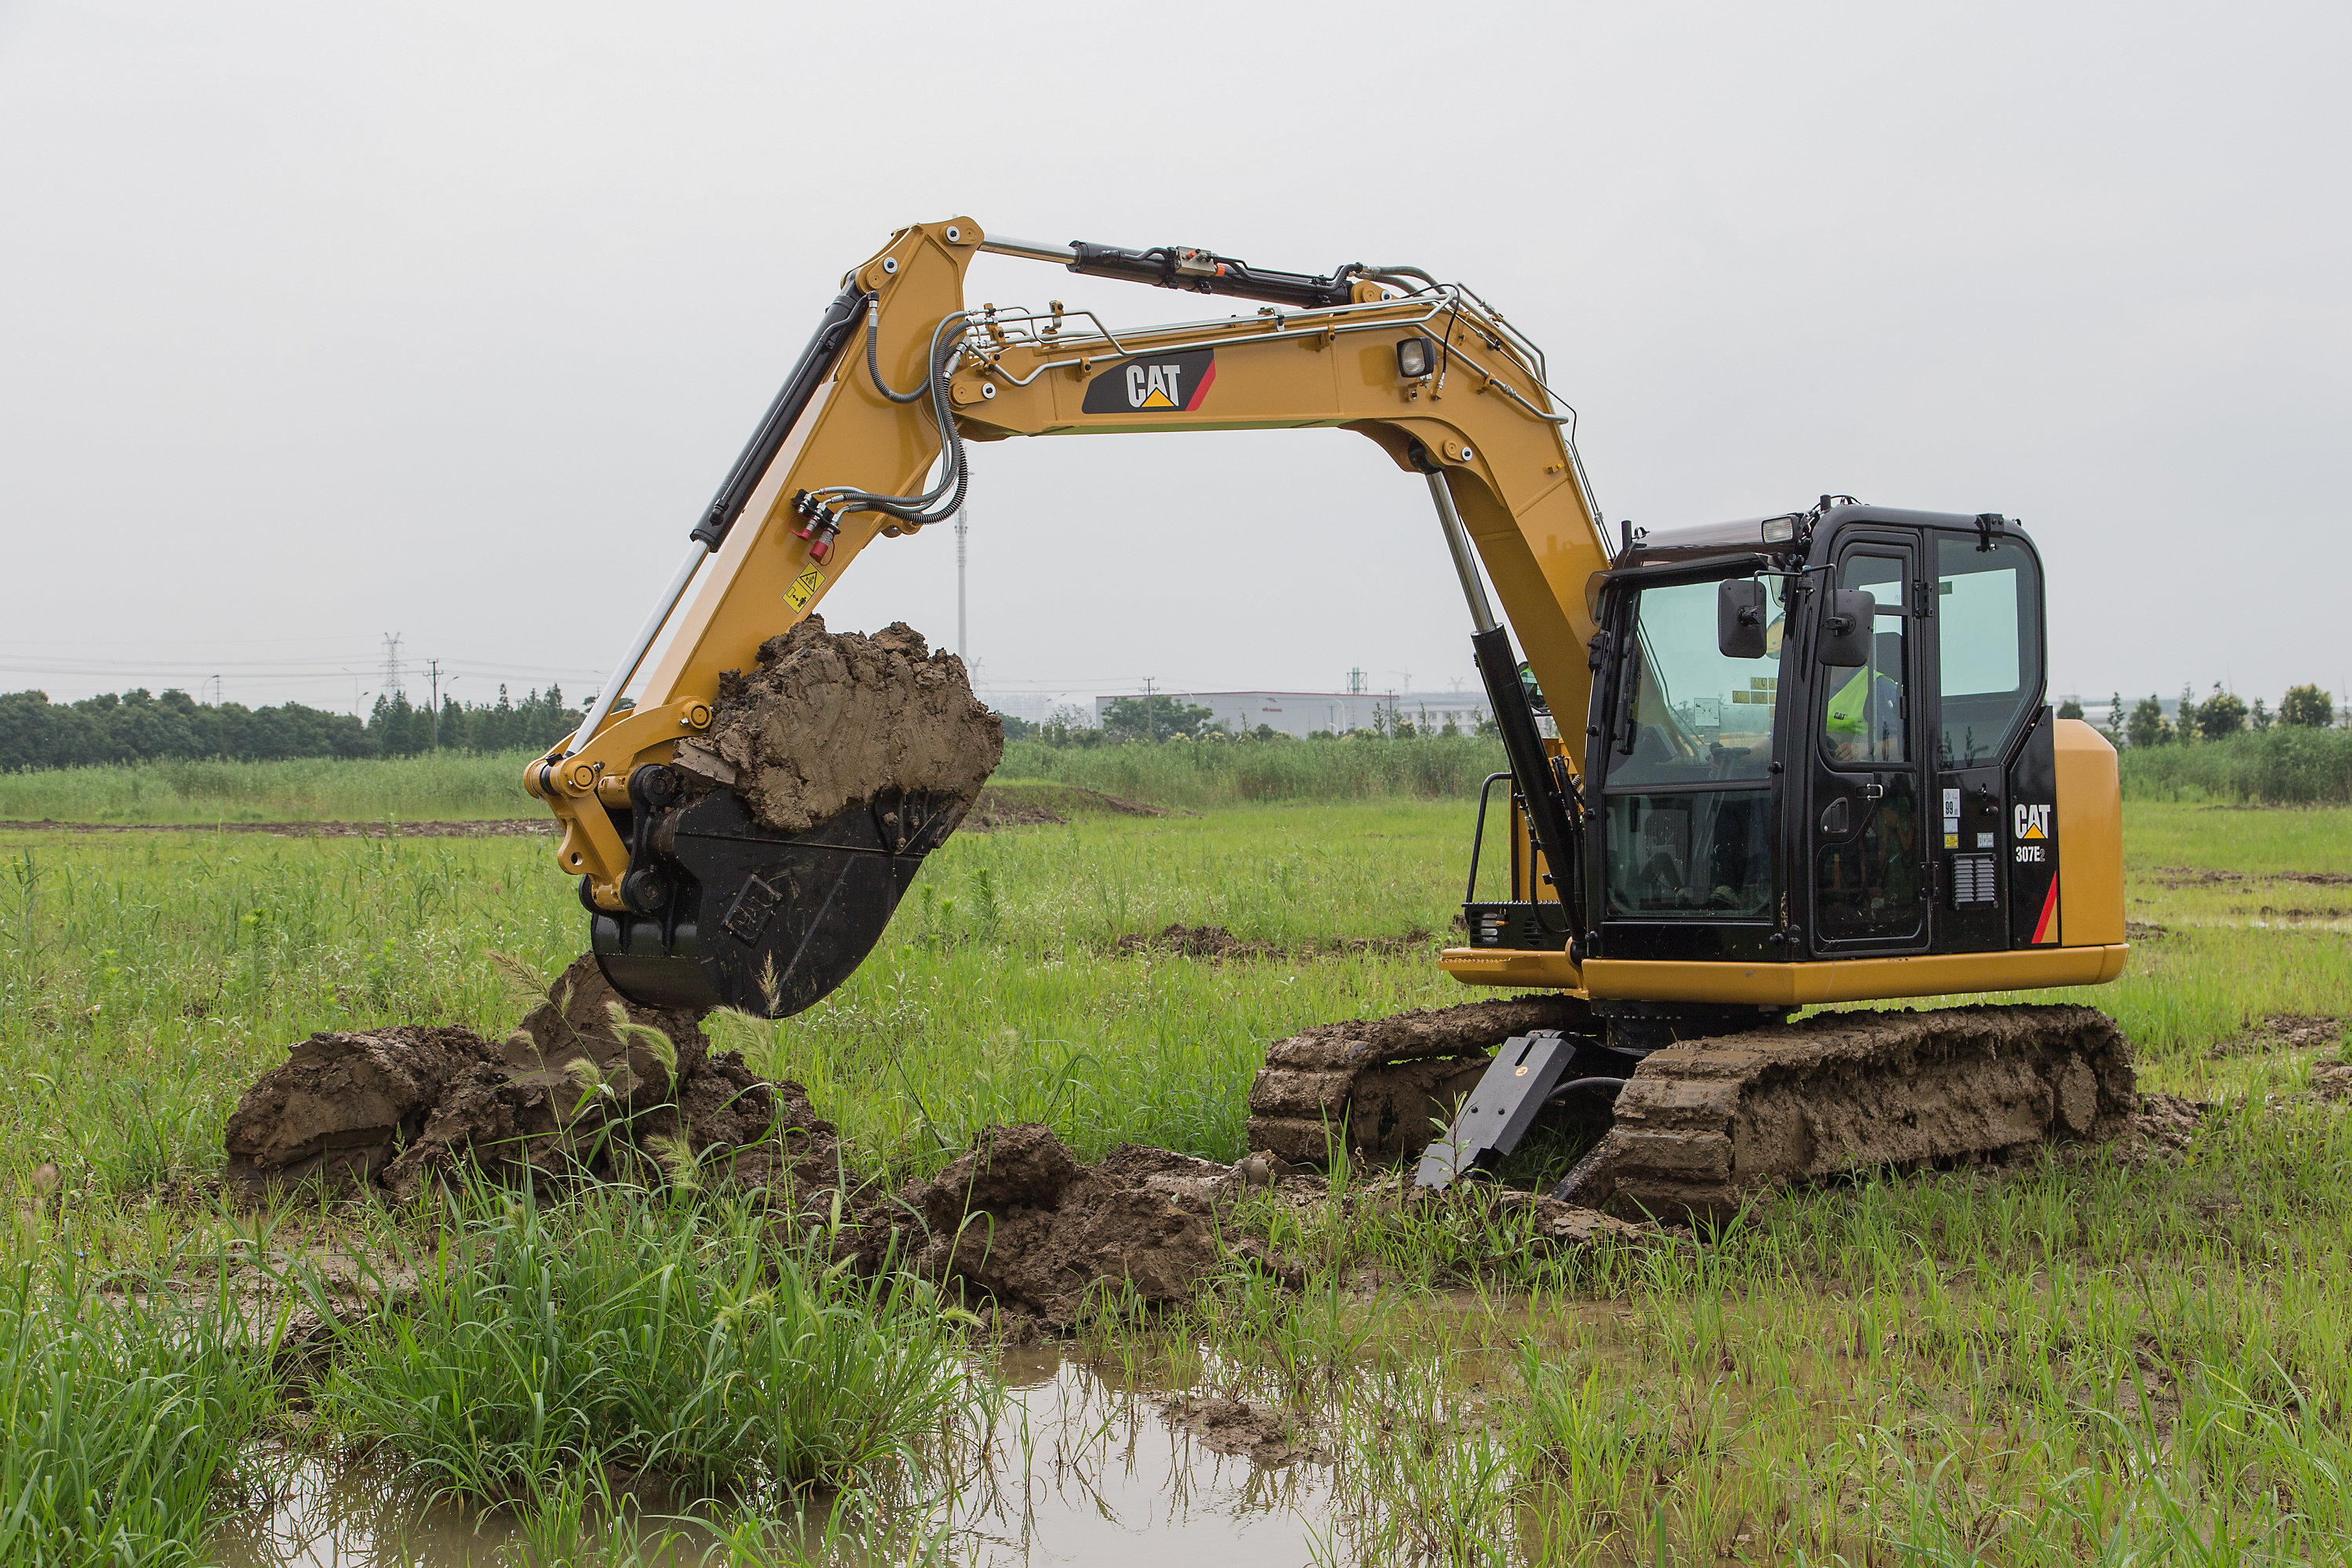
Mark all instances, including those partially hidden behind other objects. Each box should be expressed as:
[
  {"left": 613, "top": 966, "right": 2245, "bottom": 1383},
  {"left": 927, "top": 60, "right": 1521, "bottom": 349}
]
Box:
[{"left": 209, "top": 1347, "right": 1336, "bottom": 1566}]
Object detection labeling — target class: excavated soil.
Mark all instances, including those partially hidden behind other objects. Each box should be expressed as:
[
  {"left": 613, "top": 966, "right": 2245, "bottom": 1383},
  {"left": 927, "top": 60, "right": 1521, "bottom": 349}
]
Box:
[
  {"left": 223, "top": 956, "right": 844, "bottom": 1204},
  {"left": 689, "top": 615, "right": 1003, "bottom": 835}
]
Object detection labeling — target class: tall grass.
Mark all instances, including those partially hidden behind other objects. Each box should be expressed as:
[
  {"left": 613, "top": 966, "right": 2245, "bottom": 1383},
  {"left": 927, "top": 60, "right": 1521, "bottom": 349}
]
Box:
[
  {"left": 2121, "top": 725, "right": 2352, "bottom": 804},
  {"left": 998, "top": 734, "right": 1507, "bottom": 808},
  {"left": 0, "top": 750, "right": 541, "bottom": 824},
  {"left": 305, "top": 1183, "right": 978, "bottom": 1506},
  {"left": 0, "top": 1252, "right": 276, "bottom": 1566}
]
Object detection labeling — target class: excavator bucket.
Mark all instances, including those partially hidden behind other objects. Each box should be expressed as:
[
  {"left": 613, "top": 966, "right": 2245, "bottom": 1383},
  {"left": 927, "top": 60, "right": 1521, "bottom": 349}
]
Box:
[{"left": 590, "top": 779, "right": 966, "bottom": 1017}]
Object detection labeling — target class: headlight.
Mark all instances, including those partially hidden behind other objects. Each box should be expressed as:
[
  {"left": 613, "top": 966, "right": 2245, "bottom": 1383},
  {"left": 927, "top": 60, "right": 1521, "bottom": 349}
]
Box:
[
  {"left": 1762, "top": 516, "right": 1797, "bottom": 544},
  {"left": 1396, "top": 336, "right": 1436, "bottom": 379}
]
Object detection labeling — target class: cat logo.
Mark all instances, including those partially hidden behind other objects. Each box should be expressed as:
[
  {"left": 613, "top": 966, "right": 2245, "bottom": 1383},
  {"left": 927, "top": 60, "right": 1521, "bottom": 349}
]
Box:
[
  {"left": 1080, "top": 348, "right": 1217, "bottom": 415},
  {"left": 2013, "top": 802, "right": 2052, "bottom": 840}
]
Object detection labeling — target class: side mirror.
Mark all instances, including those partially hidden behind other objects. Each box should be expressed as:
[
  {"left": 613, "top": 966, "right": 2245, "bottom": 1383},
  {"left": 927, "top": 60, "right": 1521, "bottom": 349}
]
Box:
[
  {"left": 1817, "top": 589, "right": 1873, "bottom": 667},
  {"left": 1716, "top": 579, "right": 1768, "bottom": 659}
]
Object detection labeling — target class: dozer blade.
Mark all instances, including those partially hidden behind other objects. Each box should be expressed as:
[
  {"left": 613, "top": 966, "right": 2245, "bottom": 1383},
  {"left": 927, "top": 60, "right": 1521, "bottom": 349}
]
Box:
[{"left": 591, "top": 782, "right": 965, "bottom": 1018}]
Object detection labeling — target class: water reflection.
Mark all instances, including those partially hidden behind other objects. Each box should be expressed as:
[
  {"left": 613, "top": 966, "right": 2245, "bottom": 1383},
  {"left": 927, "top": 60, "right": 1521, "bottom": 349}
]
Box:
[{"left": 210, "top": 1347, "right": 1334, "bottom": 1566}]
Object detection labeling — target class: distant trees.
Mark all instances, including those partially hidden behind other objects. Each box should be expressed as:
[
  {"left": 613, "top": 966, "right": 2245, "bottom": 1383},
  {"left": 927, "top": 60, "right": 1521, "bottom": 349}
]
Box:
[
  {"left": 2112, "top": 684, "right": 2339, "bottom": 749},
  {"left": 2198, "top": 685, "right": 2248, "bottom": 740},
  {"left": 1100, "top": 695, "right": 1215, "bottom": 742},
  {"left": 2056, "top": 697, "right": 2085, "bottom": 720},
  {"left": 2281, "top": 684, "right": 2335, "bottom": 728},
  {"left": 0, "top": 684, "right": 583, "bottom": 771}
]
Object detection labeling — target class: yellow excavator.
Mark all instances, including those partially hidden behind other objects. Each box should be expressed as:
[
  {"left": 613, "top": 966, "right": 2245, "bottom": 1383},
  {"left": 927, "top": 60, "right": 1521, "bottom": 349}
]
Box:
[{"left": 525, "top": 218, "right": 2134, "bottom": 1218}]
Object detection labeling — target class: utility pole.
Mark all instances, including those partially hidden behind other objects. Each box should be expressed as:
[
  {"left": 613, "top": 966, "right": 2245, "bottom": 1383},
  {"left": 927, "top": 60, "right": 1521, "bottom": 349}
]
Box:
[
  {"left": 1143, "top": 674, "right": 1156, "bottom": 741},
  {"left": 427, "top": 659, "right": 442, "bottom": 748},
  {"left": 954, "top": 506, "right": 968, "bottom": 661}
]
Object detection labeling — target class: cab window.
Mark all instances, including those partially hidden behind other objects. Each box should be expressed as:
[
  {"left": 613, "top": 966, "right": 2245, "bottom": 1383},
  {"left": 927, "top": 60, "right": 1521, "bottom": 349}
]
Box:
[
  {"left": 1936, "top": 537, "right": 2041, "bottom": 766},
  {"left": 1606, "top": 575, "right": 1785, "bottom": 789},
  {"left": 1820, "top": 554, "right": 1908, "bottom": 764}
]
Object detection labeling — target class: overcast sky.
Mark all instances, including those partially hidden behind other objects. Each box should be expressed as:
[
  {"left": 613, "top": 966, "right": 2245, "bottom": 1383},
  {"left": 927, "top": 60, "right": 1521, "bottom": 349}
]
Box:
[{"left": 2, "top": 2, "right": 2344, "bottom": 720}]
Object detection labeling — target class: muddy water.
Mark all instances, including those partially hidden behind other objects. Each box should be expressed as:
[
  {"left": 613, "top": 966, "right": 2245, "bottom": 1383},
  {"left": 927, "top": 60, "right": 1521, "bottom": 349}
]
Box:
[{"left": 209, "top": 1348, "right": 1334, "bottom": 1566}]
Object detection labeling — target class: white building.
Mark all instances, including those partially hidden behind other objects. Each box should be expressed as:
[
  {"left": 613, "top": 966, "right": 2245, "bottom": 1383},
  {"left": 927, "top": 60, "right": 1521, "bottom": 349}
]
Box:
[{"left": 1091, "top": 689, "right": 1490, "bottom": 739}]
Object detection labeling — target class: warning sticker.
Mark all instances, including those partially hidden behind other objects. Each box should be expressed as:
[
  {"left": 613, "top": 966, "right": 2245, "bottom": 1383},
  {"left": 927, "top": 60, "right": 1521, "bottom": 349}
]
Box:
[
  {"left": 786, "top": 564, "right": 825, "bottom": 612},
  {"left": 1944, "top": 833, "right": 1960, "bottom": 849}
]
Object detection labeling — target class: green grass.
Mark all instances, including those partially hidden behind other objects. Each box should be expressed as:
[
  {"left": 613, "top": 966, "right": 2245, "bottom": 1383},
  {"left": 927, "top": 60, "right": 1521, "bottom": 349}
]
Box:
[
  {"left": 303, "top": 1182, "right": 975, "bottom": 1508},
  {"left": 0, "top": 1250, "right": 277, "bottom": 1566},
  {"left": 0, "top": 750, "right": 544, "bottom": 825},
  {"left": 999, "top": 732, "right": 1508, "bottom": 808},
  {"left": 2121, "top": 724, "right": 2352, "bottom": 804},
  {"left": 5, "top": 793, "right": 2352, "bottom": 1562}
]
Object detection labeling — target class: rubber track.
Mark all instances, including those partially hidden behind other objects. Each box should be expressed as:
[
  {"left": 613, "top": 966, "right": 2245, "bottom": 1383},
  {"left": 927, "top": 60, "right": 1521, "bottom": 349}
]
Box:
[{"left": 1560, "top": 1004, "right": 2136, "bottom": 1223}]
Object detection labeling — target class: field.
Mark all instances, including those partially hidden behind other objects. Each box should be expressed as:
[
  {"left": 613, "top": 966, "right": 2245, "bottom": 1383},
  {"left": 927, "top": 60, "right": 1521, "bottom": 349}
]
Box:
[{"left": 4, "top": 763, "right": 2352, "bottom": 1563}]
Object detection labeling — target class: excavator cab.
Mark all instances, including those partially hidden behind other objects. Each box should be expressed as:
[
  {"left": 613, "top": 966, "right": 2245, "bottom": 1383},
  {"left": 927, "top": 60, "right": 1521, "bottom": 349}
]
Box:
[{"left": 1454, "top": 502, "right": 2121, "bottom": 1000}]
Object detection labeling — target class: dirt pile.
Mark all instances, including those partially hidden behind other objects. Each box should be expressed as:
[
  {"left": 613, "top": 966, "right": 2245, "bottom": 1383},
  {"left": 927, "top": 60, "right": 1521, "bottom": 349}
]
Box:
[
  {"left": 223, "top": 956, "right": 844, "bottom": 1204},
  {"left": 847, "top": 1125, "right": 1244, "bottom": 1326},
  {"left": 686, "top": 615, "right": 1003, "bottom": 834}
]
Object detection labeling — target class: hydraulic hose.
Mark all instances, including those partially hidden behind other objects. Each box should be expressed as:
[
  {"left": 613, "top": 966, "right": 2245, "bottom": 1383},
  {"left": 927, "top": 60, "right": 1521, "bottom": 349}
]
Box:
[{"left": 800, "top": 300, "right": 975, "bottom": 529}]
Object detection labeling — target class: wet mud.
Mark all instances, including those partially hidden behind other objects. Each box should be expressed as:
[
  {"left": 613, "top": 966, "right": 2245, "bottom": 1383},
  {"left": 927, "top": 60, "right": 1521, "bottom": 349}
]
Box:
[
  {"left": 688, "top": 615, "right": 1003, "bottom": 834},
  {"left": 2209, "top": 1013, "right": 2347, "bottom": 1058},
  {"left": 223, "top": 956, "right": 843, "bottom": 1206}
]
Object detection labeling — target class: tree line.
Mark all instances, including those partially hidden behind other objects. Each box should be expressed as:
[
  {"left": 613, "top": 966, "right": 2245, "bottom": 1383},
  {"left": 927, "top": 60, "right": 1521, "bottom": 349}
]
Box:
[
  {"left": 0, "top": 684, "right": 584, "bottom": 771},
  {"left": 2061, "top": 684, "right": 2339, "bottom": 748},
  {"left": 1002, "top": 695, "right": 1498, "bottom": 746}
]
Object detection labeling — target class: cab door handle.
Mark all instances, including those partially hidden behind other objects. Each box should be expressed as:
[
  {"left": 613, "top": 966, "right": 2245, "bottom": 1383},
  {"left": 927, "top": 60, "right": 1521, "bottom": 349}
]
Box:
[{"left": 1860, "top": 782, "right": 1886, "bottom": 800}]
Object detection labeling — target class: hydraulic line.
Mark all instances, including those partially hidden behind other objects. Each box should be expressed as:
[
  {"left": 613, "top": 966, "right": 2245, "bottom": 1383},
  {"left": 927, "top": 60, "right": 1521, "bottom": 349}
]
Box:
[{"left": 800, "top": 302, "right": 975, "bottom": 529}]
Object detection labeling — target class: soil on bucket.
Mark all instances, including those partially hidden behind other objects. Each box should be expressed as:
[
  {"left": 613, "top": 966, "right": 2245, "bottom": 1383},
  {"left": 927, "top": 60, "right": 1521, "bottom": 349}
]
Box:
[{"left": 684, "top": 615, "right": 1004, "bottom": 834}]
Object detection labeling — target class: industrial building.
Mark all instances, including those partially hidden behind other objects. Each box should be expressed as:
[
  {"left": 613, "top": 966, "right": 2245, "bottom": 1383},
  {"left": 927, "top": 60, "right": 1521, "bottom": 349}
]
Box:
[{"left": 1090, "top": 689, "right": 1490, "bottom": 739}]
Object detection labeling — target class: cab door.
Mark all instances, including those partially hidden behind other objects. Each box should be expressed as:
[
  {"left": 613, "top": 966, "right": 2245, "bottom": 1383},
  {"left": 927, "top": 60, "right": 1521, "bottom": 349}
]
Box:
[{"left": 1806, "top": 534, "right": 1931, "bottom": 953}]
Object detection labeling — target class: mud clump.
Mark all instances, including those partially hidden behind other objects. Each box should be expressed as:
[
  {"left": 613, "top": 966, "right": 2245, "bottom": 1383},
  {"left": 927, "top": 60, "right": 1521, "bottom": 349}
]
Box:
[
  {"left": 1162, "top": 1394, "right": 1327, "bottom": 1466},
  {"left": 2209, "top": 1014, "right": 2347, "bottom": 1059},
  {"left": 694, "top": 615, "right": 1003, "bottom": 835},
  {"left": 852, "top": 1126, "right": 1240, "bottom": 1327},
  {"left": 223, "top": 956, "right": 843, "bottom": 1205}
]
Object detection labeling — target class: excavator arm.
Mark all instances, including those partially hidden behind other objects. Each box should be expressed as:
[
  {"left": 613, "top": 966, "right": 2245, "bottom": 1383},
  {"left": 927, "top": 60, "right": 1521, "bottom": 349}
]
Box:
[{"left": 528, "top": 216, "right": 1613, "bottom": 1014}]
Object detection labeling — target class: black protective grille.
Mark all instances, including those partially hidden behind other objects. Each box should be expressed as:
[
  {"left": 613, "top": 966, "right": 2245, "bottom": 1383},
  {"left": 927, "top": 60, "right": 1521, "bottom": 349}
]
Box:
[{"left": 1951, "top": 854, "right": 1999, "bottom": 907}]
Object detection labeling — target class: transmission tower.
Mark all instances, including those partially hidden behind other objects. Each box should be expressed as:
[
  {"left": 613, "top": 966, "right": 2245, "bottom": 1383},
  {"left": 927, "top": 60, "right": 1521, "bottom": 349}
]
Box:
[{"left": 379, "top": 633, "right": 406, "bottom": 699}]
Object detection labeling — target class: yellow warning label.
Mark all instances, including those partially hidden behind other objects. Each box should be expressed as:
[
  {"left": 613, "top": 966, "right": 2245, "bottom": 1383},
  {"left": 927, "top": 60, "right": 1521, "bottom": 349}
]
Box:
[
  {"left": 1944, "top": 833, "right": 1960, "bottom": 849},
  {"left": 786, "top": 564, "right": 825, "bottom": 612}
]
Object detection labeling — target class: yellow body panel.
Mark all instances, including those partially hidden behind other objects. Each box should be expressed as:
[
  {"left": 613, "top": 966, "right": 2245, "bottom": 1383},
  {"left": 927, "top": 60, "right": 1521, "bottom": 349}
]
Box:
[
  {"left": 1439, "top": 945, "right": 2131, "bottom": 1002},
  {"left": 2054, "top": 718, "right": 2126, "bottom": 947}
]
